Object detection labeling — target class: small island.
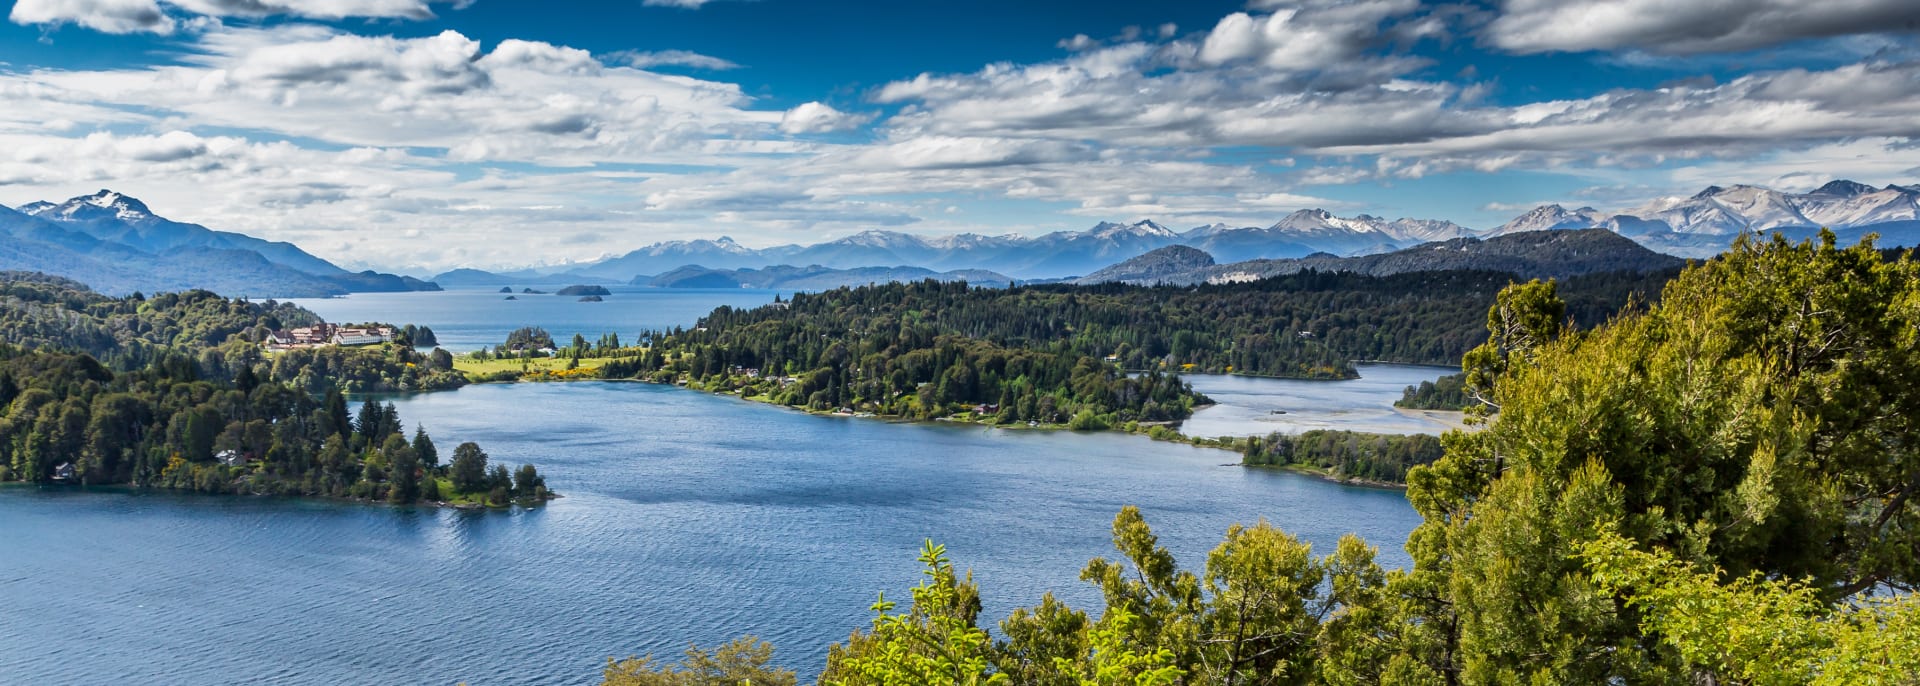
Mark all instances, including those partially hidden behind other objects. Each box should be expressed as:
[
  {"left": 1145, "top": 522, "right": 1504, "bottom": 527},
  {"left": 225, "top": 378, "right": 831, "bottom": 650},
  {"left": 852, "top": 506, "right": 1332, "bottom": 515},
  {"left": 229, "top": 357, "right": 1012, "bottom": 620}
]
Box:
[
  {"left": 498, "top": 286, "right": 513, "bottom": 293},
  {"left": 578, "top": 295, "right": 604, "bottom": 302},
  {"left": 521, "top": 287, "right": 547, "bottom": 294},
  {"left": 557, "top": 284, "right": 612, "bottom": 297}
]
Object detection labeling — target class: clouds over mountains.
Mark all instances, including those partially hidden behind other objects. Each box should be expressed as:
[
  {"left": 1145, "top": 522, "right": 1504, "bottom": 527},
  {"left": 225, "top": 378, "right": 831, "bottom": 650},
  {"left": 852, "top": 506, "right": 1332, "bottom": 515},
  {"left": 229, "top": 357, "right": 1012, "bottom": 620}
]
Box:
[{"left": 2, "top": 0, "right": 1918, "bottom": 273}]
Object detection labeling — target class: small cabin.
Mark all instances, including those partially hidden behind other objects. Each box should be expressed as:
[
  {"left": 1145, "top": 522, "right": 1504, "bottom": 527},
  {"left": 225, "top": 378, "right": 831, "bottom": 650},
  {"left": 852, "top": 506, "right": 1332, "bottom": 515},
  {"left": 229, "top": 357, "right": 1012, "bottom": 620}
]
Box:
[
  {"left": 52, "top": 462, "right": 75, "bottom": 481},
  {"left": 216, "top": 450, "right": 249, "bottom": 467}
]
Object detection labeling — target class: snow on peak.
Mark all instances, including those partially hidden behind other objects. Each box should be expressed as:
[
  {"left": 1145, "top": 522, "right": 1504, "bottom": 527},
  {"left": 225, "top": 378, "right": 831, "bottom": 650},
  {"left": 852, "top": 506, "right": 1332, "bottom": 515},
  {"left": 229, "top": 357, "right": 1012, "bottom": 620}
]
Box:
[{"left": 1813, "top": 180, "right": 1877, "bottom": 197}]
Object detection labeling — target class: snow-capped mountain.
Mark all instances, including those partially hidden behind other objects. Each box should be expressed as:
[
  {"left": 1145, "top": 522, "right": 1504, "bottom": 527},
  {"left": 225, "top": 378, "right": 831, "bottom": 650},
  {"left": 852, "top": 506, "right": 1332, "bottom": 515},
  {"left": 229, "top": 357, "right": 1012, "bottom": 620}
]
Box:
[
  {"left": 21, "top": 189, "right": 349, "bottom": 277},
  {"left": 1494, "top": 180, "right": 1920, "bottom": 257},
  {"left": 1, "top": 190, "right": 437, "bottom": 297},
  {"left": 1492, "top": 205, "right": 1610, "bottom": 235},
  {"left": 524, "top": 179, "right": 1920, "bottom": 283}
]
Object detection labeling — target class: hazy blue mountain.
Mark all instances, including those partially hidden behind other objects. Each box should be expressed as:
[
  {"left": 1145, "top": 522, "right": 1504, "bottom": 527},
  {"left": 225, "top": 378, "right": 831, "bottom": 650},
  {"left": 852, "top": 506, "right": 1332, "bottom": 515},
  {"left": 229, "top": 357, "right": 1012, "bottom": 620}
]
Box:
[
  {"left": 1080, "top": 229, "right": 1684, "bottom": 286},
  {"left": 2, "top": 190, "right": 440, "bottom": 297},
  {"left": 639, "top": 264, "right": 1015, "bottom": 290},
  {"left": 431, "top": 267, "right": 618, "bottom": 287},
  {"left": 1073, "top": 245, "right": 1217, "bottom": 285}
]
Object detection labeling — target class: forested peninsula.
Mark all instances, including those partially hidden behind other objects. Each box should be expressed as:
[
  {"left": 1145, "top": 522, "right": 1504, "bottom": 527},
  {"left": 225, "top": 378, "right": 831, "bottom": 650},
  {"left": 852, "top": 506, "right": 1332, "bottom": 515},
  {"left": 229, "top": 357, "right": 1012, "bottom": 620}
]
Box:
[
  {"left": 468, "top": 266, "right": 1672, "bottom": 432},
  {"left": 598, "top": 233, "right": 1920, "bottom": 685},
  {"left": 0, "top": 272, "right": 550, "bottom": 506}
]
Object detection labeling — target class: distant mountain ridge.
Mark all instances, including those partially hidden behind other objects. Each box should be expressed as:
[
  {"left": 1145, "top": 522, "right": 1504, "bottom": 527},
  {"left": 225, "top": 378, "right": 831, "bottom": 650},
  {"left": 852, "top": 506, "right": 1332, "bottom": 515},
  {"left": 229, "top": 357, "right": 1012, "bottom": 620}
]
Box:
[
  {"left": 1078, "top": 229, "right": 1686, "bottom": 286},
  {"left": 640, "top": 264, "right": 1017, "bottom": 290},
  {"left": 1075, "top": 246, "right": 1216, "bottom": 285},
  {"left": 528, "top": 179, "right": 1917, "bottom": 281},
  {"left": 0, "top": 190, "right": 438, "bottom": 297},
  {"left": 1491, "top": 181, "right": 1920, "bottom": 256}
]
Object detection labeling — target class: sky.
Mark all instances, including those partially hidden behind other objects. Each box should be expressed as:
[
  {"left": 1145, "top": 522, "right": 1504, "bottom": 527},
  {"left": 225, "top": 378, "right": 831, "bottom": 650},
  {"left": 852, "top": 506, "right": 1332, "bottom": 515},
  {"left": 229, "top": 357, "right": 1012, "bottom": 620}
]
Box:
[{"left": 1, "top": 0, "right": 1918, "bottom": 273}]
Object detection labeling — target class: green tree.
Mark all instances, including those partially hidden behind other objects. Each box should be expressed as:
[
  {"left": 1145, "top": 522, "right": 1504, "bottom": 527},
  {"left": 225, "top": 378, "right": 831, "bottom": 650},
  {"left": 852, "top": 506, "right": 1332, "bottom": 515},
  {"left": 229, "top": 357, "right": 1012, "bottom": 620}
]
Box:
[
  {"left": 412, "top": 427, "right": 439, "bottom": 469},
  {"left": 603, "top": 636, "right": 796, "bottom": 686},
  {"left": 449, "top": 441, "right": 488, "bottom": 493},
  {"left": 384, "top": 434, "right": 419, "bottom": 504},
  {"left": 1400, "top": 232, "right": 1920, "bottom": 682}
]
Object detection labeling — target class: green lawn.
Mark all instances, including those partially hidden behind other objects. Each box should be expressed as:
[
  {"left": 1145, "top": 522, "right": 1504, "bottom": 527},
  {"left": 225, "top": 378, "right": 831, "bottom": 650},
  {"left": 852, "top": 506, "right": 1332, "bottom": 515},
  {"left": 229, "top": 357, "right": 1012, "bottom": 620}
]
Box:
[{"left": 453, "top": 356, "right": 602, "bottom": 375}]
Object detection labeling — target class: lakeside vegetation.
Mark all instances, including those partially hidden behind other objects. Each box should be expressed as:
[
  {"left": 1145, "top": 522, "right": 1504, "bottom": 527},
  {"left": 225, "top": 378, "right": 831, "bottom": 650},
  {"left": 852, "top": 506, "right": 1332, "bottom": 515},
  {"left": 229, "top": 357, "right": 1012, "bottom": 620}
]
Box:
[
  {"left": 1394, "top": 372, "right": 1472, "bottom": 411},
  {"left": 1241, "top": 430, "right": 1445, "bottom": 485},
  {"left": 0, "top": 272, "right": 549, "bottom": 506},
  {"left": 607, "top": 233, "right": 1920, "bottom": 685}
]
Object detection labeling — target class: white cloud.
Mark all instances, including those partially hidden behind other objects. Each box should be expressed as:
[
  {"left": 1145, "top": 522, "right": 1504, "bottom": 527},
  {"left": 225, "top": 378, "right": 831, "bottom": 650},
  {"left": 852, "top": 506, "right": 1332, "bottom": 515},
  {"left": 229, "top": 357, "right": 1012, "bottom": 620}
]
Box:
[
  {"left": 778, "top": 101, "right": 872, "bottom": 134},
  {"left": 10, "top": 0, "right": 172, "bottom": 34},
  {"left": 1486, "top": 0, "right": 1920, "bottom": 55},
  {"left": 169, "top": 0, "right": 435, "bottom": 20},
  {"left": 1198, "top": 0, "right": 1418, "bottom": 69},
  {"left": 609, "top": 49, "right": 740, "bottom": 70},
  {"left": 10, "top": 0, "right": 450, "bottom": 33}
]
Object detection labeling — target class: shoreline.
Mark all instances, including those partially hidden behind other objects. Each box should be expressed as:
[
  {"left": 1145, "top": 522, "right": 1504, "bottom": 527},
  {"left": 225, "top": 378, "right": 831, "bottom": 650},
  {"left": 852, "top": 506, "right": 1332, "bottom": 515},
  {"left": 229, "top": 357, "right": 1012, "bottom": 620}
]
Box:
[
  {"left": 5, "top": 479, "right": 558, "bottom": 510},
  {"left": 1252, "top": 463, "right": 1408, "bottom": 490}
]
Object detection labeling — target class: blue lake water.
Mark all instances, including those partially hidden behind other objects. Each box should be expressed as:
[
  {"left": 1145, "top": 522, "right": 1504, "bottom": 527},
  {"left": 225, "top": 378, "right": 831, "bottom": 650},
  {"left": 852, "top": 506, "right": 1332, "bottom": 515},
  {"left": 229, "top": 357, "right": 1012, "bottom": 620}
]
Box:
[
  {"left": 1, "top": 289, "right": 1433, "bottom": 684},
  {"left": 287, "top": 286, "right": 791, "bottom": 352}
]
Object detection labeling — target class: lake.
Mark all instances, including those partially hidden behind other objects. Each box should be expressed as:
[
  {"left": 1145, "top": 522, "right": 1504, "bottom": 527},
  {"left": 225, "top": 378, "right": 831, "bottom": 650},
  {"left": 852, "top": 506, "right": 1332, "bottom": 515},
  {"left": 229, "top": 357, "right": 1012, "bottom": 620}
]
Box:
[
  {"left": 1180, "top": 364, "right": 1464, "bottom": 438},
  {"left": 287, "top": 286, "right": 791, "bottom": 352},
  {"left": 1, "top": 289, "right": 1434, "bottom": 684}
]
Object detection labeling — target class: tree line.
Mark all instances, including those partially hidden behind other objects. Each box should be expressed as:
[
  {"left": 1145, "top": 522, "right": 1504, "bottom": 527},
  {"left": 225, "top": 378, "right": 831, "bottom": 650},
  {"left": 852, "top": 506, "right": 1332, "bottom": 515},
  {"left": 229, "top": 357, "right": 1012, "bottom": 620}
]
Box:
[
  {"left": 0, "top": 272, "right": 547, "bottom": 505},
  {"left": 1241, "top": 430, "right": 1445, "bottom": 484}
]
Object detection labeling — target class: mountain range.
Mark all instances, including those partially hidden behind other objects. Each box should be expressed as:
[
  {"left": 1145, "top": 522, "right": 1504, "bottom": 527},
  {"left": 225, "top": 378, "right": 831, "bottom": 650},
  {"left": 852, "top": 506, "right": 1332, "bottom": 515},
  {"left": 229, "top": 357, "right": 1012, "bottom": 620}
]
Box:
[
  {"left": 640, "top": 264, "right": 1018, "bottom": 290},
  {"left": 8, "top": 180, "right": 1915, "bottom": 298},
  {"left": 456, "top": 180, "right": 1916, "bottom": 285},
  {"left": 1490, "top": 180, "right": 1920, "bottom": 256},
  {"left": 1076, "top": 229, "right": 1686, "bottom": 287},
  {"left": 0, "top": 190, "right": 438, "bottom": 298}
]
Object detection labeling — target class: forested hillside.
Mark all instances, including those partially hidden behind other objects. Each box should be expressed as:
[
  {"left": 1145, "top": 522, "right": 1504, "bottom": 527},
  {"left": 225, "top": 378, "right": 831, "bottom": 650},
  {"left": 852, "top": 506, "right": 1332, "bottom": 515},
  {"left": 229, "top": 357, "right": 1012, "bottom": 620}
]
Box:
[
  {"left": 608, "top": 233, "right": 1920, "bottom": 685},
  {"left": 0, "top": 272, "right": 538, "bottom": 505}
]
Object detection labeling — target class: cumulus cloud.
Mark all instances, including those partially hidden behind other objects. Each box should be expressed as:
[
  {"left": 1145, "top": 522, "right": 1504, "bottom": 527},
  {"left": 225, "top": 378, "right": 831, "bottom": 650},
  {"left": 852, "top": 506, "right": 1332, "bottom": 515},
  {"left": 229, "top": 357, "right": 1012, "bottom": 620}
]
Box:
[
  {"left": 10, "top": 0, "right": 172, "bottom": 34},
  {"left": 10, "top": 0, "right": 448, "bottom": 33},
  {"left": 17, "top": 25, "right": 783, "bottom": 165},
  {"left": 1486, "top": 0, "right": 1920, "bottom": 55},
  {"left": 608, "top": 49, "right": 741, "bottom": 70},
  {"left": 170, "top": 0, "right": 435, "bottom": 20},
  {"left": 1197, "top": 0, "right": 1418, "bottom": 69},
  {"left": 778, "top": 101, "right": 872, "bottom": 134}
]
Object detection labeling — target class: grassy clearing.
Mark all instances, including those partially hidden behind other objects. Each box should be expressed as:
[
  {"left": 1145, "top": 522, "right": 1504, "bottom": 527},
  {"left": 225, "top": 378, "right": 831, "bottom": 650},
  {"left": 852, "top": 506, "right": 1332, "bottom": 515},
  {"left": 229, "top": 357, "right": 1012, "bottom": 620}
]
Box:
[{"left": 453, "top": 356, "right": 603, "bottom": 376}]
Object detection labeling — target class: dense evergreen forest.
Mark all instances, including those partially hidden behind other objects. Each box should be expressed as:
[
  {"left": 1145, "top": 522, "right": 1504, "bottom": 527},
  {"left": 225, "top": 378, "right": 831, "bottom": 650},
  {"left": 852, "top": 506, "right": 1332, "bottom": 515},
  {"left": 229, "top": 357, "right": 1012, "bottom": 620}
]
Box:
[
  {"left": 1394, "top": 372, "right": 1472, "bottom": 410},
  {"left": 1241, "top": 430, "right": 1445, "bottom": 484},
  {"left": 581, "top": 267, "right": 1671, "bottom": 429},
  {"left": 606, "top": 234, "right": 1920, "bottom": 685},
  {"left": 0, "top": 272, "right": 545, "bottom": 505}
]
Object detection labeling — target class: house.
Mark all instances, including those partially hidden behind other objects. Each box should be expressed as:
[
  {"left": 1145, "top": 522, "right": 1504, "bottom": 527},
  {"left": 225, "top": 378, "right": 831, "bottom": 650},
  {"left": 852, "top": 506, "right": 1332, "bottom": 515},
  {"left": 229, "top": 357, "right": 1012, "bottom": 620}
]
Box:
[
  {"left": 52, "top": 462, "right": 75, "bottom": 481},
  {"left": 216, "top": 450, "right": 248, "bottom": 467},
  {"left": 332, "top": 331, "right": 386, "bottom": 347},
  {"left": 332, "top": 326, "right": 393, "bottom": 347},
  {"left": 973, "top": 403, "right": 1000, "bottom": 415}
]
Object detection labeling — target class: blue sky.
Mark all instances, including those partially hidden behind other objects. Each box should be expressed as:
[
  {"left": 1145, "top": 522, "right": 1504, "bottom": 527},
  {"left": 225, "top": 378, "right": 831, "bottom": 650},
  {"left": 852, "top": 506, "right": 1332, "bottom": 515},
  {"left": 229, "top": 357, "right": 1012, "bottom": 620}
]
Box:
[{"left": 1, "top": 0, "right": 1917, "bottom": 272}]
